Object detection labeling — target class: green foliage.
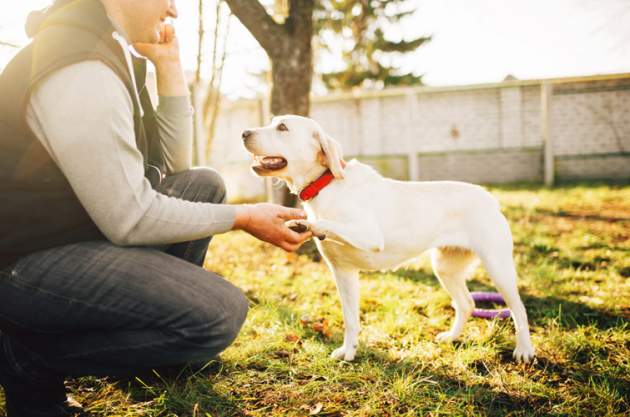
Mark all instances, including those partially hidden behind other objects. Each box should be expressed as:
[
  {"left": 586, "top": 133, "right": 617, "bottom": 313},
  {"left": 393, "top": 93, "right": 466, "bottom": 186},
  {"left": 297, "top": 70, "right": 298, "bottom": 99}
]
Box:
[
  {"left": 2, "top": 183, "right": 629, "bottom": 416},
  {"left": 315, "top": 0, "right": 430, "bottom": 90}
]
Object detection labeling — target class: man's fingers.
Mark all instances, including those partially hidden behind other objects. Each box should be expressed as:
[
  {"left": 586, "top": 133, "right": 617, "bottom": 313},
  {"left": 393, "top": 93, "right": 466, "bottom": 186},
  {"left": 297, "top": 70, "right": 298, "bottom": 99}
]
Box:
[
  {"left": 278, "top": 208, "right": 307, "bottom": 220},
  {"left": 281, "top": 226, "right": 310, "bottom": 243},
  {"left": 289, "top": 240, "right": 306, "bottom": 252},
  {"left": 164, "top": 24, "right": 175, "bottom": 42},
  {"left": 281, "top": 242, "right": 300, "bottom": 252}
]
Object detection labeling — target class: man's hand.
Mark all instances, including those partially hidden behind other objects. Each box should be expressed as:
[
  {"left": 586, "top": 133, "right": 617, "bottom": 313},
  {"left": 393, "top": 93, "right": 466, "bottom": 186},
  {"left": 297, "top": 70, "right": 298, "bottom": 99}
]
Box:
[
  {"left": 133, "top": 24, "right": 187, "bottom": 97},
  {"left": 234, "top": 203, "right": 313, "bottom": 252},
  {"left": 132, "top": 23, "right": 180, "bottom": 66}
]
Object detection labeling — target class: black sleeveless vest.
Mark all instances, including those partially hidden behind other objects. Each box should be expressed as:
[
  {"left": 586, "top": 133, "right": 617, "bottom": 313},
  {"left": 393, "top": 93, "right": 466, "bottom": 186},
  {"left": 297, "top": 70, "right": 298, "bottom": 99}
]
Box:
[{"left": 0, "top": 0, "right": 164, "bottom": 268}]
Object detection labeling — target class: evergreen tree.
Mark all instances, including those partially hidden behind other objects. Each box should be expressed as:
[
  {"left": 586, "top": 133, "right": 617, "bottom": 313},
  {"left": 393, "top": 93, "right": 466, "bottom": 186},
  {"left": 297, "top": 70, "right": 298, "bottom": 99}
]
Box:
[{"left": 315, "top": 0, "right": 430, "bottom": 90}]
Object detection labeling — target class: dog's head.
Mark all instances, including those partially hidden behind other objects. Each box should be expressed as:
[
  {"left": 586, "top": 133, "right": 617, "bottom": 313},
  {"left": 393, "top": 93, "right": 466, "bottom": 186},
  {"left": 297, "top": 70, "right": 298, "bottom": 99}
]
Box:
[{"left": 241, "top": 115, "right": 344, "bottom": 190}]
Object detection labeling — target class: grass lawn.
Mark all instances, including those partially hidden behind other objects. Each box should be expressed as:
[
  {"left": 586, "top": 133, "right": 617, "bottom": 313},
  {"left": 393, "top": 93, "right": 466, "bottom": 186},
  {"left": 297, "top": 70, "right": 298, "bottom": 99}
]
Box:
[{"left": 1, "top": 183, "right": 629, "bottom": 416}]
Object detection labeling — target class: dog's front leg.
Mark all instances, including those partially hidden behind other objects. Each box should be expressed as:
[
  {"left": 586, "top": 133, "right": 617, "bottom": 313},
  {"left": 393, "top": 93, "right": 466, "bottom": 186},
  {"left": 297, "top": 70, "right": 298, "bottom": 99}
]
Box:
[
  {"left": 287, "top": 218, "right": 384, "bottom": 253},
  {"left": 330, "top": 268, "right": 361, "bottom": 361}
]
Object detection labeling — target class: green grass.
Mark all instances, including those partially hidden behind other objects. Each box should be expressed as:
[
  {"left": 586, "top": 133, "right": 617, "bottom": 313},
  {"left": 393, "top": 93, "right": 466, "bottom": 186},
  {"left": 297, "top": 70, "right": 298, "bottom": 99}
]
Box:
[{"left": 2, "top": 183, "right": 629, "bottom": 416}]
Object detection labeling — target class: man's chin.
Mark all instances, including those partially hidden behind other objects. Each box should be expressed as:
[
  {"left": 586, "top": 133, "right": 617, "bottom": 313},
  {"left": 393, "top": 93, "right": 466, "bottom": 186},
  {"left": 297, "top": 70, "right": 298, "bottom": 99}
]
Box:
[{"left": 149, "top": 30, "right": 161, "bottom": 43}]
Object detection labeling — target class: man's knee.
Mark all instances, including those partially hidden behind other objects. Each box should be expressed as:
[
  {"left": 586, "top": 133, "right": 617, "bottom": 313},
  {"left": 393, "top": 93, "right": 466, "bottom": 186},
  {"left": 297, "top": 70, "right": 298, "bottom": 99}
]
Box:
[
  {"left": 161, "top": 168, "right": 227, "bottom": 204},
  {"left": 192, "top": 168, "right": 227, "bottom": 204},
  {"left": 175, "top": 279, "right": 249, "bottom": 357},
  {"left": 210, "top": 283, "right": 249, "bottom": 347}
]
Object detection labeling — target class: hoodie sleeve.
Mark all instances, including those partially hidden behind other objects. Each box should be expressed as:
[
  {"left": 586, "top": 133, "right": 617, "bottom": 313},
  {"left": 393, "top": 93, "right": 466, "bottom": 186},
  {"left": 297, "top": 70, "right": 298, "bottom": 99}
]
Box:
[
  {"left": 155, "top": 95, "right": 194, "bottom": 174},
  {"left": 25, "top": 60, "right": 236, "bottom": 246}
]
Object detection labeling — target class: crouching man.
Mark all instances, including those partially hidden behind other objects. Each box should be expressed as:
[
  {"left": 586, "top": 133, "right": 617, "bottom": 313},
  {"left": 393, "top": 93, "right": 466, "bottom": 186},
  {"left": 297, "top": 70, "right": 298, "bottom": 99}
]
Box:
[{"left": 0, "top": 0, "right": 311, "bottom": 415}]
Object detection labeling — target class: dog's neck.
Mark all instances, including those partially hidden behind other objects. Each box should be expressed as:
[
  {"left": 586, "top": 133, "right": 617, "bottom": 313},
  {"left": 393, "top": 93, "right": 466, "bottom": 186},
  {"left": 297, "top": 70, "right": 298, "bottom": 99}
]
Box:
[{"left": 285, "top": 165, "right": 331, "bottom": 198}]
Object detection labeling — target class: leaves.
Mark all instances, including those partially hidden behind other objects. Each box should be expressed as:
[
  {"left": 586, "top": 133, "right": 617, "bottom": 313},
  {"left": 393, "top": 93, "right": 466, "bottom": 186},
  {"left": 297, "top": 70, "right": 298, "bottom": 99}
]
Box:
[
  {"left": 301, "top": 316, "right": 332, "bottom": 338},
  {"left": 315, "top": 0, "right": 429, "bottom": 90},
  {"left": 309, "top": 402, "right": 323, "bottom": 415}
]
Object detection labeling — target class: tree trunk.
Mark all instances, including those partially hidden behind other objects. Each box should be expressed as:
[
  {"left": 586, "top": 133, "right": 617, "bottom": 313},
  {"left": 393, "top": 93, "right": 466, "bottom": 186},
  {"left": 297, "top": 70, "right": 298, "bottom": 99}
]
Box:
[
  {"left": 224, "top": 0, "right": 314, "bottom": 206},
  {"left": 222, "top": 0, "right": 313, "bottom": 115},
  {"left": 269, "top": 0, "right": 313, "bottom": 116}
]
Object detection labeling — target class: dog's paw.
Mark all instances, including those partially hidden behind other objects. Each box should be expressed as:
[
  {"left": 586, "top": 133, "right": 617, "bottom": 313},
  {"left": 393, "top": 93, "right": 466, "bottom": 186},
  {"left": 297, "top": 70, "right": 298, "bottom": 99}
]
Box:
[
  {"left": 435, "top": 331, "right": 458, "bottom": 343},
  {"left": 286, "top": 219, "right": 311, "bottom": 233},
  {"left": 513, "top": 345, "right": 535, "bottom": 363},
  {"left": 330, "top": 345, "right": 357, "bottom": 361},
  {"left": 286, "top": 220, "right": 326, "bottom": 240}
]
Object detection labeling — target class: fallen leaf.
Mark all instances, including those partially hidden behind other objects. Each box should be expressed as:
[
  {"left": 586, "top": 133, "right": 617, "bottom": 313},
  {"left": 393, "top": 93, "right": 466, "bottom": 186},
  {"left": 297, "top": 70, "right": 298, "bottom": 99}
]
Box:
[
  {"left": 285, "top": 333, "right": 300, "bottom": 342},
  {"left": 311, "top": 318, "right": 331, "bottom": 338},
  {"left": 309, "top": 402, "right": 323, "bottom": 415},
  {"left": 274, "top": 350, "right": 290, "bottom": 358}
]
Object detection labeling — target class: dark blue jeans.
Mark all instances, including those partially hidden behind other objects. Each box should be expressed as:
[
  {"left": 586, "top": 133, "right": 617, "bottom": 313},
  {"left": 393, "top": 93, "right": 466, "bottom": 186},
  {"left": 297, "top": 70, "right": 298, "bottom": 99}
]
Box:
[{"left": 0, "top": 168, "right": 248, "bottom": 383}]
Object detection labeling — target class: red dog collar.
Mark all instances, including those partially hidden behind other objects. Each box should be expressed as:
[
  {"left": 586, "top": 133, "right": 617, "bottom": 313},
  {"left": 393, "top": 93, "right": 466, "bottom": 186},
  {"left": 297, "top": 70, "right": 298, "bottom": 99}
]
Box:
[{"left": 299, "top": 169, "right": 335, "bottom": 201}]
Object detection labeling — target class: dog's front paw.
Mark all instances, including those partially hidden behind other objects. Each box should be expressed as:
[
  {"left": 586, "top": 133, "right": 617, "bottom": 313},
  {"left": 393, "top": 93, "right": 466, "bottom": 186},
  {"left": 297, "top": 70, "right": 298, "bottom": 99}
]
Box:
[
  {"left": 286, "top": 219, "right": 311, "bottom": 233},
  {"left": 286, "top": 220, "right": 326, "bottom": 240},
  {"left": 330, "top": 345, "right": 357, "bottom": 361},
  {"left": 435, "top": 331, "right": 458, "bottom": 343},
  {"left": 513, "top": 344, "right": 535, "bottom": 363}
]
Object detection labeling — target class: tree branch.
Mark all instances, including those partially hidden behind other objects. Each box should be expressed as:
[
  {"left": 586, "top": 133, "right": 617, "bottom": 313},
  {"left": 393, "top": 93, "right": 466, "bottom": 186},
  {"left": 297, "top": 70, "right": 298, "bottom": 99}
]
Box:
[
  {"left": 0, "top": 40, "right": 19, "bottom": 48},
  {"left": 223, "top": 0, "right": 283, "bottom": 54}
]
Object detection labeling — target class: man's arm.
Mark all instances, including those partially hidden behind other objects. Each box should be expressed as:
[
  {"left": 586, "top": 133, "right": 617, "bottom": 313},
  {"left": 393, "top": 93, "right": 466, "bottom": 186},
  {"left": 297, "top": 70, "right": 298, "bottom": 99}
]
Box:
[
  {"left": 26, "top": 61, "right": 235, "bottom": 246},
  {"left": 154, "top": 95, "right": 193, "bottom": 175},
  {"left": 138, "top": 23, "right": 193, "bottom": 175},
  {"left": 26, "top": 61, "right": 312, "bottom": 251}
]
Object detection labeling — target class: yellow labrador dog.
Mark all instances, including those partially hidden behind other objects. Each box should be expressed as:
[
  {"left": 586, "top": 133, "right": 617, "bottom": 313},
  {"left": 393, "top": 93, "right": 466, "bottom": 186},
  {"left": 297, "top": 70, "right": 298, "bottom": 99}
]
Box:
[{"left": 241, "top": 115, "right": 535, "bottom": 363}]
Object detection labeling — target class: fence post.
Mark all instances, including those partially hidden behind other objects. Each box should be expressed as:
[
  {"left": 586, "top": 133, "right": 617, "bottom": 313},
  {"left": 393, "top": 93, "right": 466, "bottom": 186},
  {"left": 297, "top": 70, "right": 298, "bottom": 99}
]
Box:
[
  {"left": 541, "top": 82, "right": 554, "bottom": 186},
  {"left": 408, "top": 152, "right": 419, "bottom": 181}
]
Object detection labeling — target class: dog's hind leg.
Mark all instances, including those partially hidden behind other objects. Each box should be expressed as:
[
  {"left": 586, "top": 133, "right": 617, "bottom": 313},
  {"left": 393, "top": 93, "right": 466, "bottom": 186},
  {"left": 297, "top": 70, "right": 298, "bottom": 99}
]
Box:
[
  {"left": 431, "top": 247, "right": 479, "bottom": 343},
  {"left": 474, "top": 218, "right": 535, "bottom": 363},
  {"left": 330, "top": 268, "right": 361, "bottom": 361}
]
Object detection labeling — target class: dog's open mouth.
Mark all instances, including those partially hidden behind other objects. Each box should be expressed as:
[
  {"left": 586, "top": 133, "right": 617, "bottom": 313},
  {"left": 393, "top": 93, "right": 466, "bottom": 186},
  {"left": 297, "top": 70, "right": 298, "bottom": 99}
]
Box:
[{"left": 252, "top": 155, "right": 287, "bottom": 171}]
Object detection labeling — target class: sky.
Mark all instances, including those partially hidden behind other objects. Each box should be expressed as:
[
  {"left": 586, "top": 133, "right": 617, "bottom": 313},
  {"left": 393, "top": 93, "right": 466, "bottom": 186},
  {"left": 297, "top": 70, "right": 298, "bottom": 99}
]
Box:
[{"left": 1, "top": 0, "right": 629, "bottom": 99}]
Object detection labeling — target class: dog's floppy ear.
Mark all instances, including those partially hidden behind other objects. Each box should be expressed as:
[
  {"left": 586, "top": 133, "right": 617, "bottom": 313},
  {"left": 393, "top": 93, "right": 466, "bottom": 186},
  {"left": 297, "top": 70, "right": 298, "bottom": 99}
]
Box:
[{"left": 314, "top": 129, "right": 345, "bottom": 179}]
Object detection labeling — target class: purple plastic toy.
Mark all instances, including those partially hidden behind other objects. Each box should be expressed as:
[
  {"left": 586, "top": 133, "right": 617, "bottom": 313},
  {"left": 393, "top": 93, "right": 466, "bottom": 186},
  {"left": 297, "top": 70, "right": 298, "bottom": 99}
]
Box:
[{"left": 471, "top": 292, "right": 511, "bottom": 319}]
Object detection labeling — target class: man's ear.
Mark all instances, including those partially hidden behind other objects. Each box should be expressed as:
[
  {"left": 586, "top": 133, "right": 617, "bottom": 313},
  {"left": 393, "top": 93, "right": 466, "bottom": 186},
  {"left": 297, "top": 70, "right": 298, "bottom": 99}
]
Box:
[{"left": 313, "top": 129, "right": 345, "bottom": 179}]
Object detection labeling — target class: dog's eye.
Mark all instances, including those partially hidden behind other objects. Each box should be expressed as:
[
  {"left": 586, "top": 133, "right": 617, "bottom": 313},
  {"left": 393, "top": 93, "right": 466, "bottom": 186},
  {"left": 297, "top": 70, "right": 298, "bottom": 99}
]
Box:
[{"left": 277, "top": 123, "right": 288, "bottom": 132}]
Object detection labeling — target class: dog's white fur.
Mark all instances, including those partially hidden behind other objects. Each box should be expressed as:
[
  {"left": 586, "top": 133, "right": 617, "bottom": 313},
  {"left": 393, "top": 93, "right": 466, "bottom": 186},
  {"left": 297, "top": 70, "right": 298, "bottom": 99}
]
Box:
[{"left": 242, "top": 115, "right": 535, "bottom": 363}]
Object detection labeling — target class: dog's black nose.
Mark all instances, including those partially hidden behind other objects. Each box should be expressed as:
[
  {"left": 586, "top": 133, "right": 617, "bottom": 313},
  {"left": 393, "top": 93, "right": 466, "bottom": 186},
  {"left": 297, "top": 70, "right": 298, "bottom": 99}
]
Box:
[{"left": 242, "top": 130, "right": 252, "bottom": 140}]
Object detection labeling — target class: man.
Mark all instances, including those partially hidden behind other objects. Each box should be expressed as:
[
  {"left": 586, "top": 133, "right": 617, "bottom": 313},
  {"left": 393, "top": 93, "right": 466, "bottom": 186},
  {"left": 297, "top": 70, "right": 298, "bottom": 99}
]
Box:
[{"left": 0, "top": 0, "right": 312, "bottom": 415}]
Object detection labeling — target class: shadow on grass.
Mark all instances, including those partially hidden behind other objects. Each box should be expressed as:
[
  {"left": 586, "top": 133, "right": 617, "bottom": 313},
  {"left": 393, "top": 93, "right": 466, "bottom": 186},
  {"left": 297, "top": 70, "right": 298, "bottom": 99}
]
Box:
[
  {"left": 383, "top": 267, "right": 627, "bottom": 330},
  {"left": 344, "top": 347, "right": 553, "bottom": 416},
  {"left": 520, "top": 292, "right": 628, "bottom": 330},
  {"left": 108, "top": 362, "right": 246, "bottom": 417},
  {"left": 97, "top": 292, "right": 628, "bottom": 417},
  {"left": 355, "top": 345, "right": 628, "bottom": 416}
]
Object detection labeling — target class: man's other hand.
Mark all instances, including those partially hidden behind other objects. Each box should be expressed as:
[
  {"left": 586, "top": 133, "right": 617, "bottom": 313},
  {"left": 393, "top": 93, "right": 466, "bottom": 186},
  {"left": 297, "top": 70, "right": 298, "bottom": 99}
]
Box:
[
  {"left": 234, "top": 203, "right": 313, "bottom": 252},
  {"left": 133, "top": 23, "right": 180, "bottom": 66}
]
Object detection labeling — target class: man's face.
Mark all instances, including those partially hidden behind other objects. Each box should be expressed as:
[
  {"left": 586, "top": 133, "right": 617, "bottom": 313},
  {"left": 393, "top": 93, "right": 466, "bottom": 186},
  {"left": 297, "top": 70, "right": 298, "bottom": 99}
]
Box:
[{"left": 122, "top": 0, "right": 178, "bottom": 43}]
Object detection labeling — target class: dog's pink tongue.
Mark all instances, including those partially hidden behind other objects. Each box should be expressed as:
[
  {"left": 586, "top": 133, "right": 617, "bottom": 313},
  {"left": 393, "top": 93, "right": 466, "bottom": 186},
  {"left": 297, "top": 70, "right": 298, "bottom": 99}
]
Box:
[{"left": 261, "top": 157, "right": 287, "bottom": 170}]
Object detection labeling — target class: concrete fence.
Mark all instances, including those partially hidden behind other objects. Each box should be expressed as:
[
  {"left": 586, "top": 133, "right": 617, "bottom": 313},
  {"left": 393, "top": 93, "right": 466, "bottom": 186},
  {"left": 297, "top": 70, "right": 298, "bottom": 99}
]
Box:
[{"left": 204, "top": 73, "right": 630, "bottom": 202}]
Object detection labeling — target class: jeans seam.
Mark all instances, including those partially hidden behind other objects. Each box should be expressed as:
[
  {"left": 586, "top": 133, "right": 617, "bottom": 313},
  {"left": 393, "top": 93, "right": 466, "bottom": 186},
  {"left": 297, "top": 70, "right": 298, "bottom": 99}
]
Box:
[
  {"left": 166, "top": 172, "right": 195, "bottom": 198},
  {"left": 55, "top": 331, "right": 185, "bottom": 361},
  {"left": 1, "top": 274, "right": 163, "bottom": 326},
  {"left": 54, "top": 323, "right": 223, "bottom": 361}
]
